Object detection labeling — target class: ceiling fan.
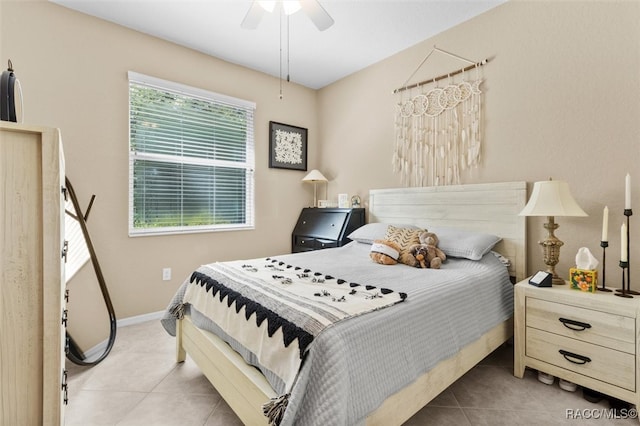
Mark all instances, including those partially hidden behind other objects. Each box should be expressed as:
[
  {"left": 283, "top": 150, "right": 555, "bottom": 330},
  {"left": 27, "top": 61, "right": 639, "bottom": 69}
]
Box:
[{"left": 241, "top": 0, "right": 334, "bottom": 31}]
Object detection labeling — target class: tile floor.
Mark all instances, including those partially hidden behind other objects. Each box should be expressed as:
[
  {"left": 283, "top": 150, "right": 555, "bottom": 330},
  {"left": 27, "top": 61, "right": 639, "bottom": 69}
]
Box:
[{"left": 65, "top": 320, "right": 638, "bottom": 425}]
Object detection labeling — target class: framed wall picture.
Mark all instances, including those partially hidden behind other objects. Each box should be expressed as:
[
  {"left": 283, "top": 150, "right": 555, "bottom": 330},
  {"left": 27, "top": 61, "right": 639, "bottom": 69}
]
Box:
[{"left": 268, "top": 121, "right": 308, "bottom": 171}]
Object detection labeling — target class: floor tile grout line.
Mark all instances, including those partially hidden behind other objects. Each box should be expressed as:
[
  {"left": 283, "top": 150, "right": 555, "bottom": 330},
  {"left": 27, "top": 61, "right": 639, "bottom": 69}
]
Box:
[
  {"left": 114, "top": 391, "right": 157, "bottom": 426},
  {"left": 203, "top": 398, "right": 226, "bottom": 425},
  {"left": 458, "top": 406, "right": 474, "bottom": 426},
  {"left": 148, "top": 362, "right": 181, "bottom": 393}
]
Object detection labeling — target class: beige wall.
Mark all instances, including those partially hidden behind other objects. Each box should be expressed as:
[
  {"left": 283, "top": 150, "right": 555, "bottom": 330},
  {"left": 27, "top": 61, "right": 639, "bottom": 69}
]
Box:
[
  {"left": 1, "top": 0, "right": 319, "bottom": 350},
  {"left": 2, "top": 0, "right": 639, "bottom": 350},
  {"left": 318, "top": 0, "right": 640, "bottom": 290}
]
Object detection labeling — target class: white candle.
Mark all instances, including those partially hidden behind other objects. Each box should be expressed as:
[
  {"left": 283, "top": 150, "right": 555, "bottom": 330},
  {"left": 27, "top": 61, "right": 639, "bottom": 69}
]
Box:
[
  {"left": 621, "top": 222, "right": 628, "bottom": 262},
  {"left": 625, "top": 173, "right": 631, "bottom": 209},
  {"left": 602, "top": 206, "right": 609, "bottom": 241}
]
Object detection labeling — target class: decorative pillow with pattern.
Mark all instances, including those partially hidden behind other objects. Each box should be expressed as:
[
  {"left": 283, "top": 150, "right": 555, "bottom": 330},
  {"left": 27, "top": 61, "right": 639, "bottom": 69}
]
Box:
[
  {"left": 384, "top": 225, "right": 425, "bottom": 265},
  {"left": 347, "top": 223, "right": 421, "bottom": 245}
]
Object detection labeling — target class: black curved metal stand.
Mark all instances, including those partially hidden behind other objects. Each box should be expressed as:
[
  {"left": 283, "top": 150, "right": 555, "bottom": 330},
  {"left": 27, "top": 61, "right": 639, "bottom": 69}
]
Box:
[{"left": 64, "top": 177, "right": 117, "bottom": 365}]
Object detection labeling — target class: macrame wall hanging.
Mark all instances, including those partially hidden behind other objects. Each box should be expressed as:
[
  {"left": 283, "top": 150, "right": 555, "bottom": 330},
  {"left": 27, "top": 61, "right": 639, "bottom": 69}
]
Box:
[{"left": 392, "top": 46, "right": 489, "bottom": 187}]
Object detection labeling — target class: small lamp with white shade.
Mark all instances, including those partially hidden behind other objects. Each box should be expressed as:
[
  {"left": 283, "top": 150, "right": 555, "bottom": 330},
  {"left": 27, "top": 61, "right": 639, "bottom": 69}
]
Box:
[
  {"left": 519, "top": 179, "right": 588, "bottom": 286},
  {"left": 302, "top": 169, "right": 327, "bottom": 208}
]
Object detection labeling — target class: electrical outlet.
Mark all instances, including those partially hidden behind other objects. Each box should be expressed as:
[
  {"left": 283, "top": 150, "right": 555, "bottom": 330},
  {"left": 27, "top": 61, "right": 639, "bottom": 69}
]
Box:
[{"left": 162, "top": 268, "right": 172, "bottom": 281}]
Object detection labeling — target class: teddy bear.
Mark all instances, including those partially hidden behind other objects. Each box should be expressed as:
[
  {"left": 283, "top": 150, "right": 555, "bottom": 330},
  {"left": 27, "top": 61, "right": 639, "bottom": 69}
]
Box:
[
  {"left": 407, "top": 231, "right": 446, "bottom": 269},
  {"left": 370, "top": 239, "right": 401, "bottom": 265}
]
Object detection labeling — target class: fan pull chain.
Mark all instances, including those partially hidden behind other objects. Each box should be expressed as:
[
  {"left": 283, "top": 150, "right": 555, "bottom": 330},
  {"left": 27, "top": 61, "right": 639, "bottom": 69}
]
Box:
[
  {"left": 279, "top": 9, "right": 283, "bottom": 99},
  {"left": 287, "top": 15, "right": 291, "bottom": 82}
]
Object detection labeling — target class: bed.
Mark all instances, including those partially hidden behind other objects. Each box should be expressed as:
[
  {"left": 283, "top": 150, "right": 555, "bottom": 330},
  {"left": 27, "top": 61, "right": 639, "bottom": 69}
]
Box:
[{"left": 161, "top": 181, "right": 527, "bottom": 426}]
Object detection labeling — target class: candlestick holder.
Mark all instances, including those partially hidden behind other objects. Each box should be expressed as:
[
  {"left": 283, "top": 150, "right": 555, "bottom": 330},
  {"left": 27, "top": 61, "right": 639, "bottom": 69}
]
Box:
[
  {"left": 617, "top": 209, "right": 638, "bottom": 296},
  {"left": 616, "top": 261, "right": 632, "bottom": 298},
  {"left": 598, "top": 240, "right": 612, "bottom": 292}
]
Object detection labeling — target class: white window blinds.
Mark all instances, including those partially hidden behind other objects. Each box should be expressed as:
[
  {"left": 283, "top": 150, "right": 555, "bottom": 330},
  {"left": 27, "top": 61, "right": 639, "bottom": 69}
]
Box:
[{"left": 128, "top": 72, "right": 255, "bottom": 236}]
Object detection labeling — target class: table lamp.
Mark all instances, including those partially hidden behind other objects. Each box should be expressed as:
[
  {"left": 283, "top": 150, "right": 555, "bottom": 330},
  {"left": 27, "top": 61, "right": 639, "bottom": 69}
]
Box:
[
  {"left": 302, "top": 169, "right": 327, "bottom": 207},
  {"left": 519, "top": 179, "right": 587, "bottom": 285}
]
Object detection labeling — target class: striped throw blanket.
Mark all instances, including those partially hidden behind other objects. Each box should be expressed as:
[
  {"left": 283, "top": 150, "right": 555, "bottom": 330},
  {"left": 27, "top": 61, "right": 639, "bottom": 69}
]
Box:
[{"left": 179, "top": 257, "right": 407, "bottom": 424}]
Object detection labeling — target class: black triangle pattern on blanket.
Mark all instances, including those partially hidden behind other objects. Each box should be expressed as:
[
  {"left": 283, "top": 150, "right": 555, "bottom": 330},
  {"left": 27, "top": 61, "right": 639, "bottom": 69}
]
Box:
[
  {"left": 189, "top": 271, "right": 314, "bottom": 358},
  {"left": 265, "top": 258, "right": 407, "bottom": 301}
]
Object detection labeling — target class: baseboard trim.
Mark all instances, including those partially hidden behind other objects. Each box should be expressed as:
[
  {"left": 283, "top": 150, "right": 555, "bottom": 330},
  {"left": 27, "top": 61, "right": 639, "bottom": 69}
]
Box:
[
  {"left": 82, "top": 310, "right": 165, "bottom": 360},
  {"left": 117, "top": 310, "right": 164, "bottom": 327}
]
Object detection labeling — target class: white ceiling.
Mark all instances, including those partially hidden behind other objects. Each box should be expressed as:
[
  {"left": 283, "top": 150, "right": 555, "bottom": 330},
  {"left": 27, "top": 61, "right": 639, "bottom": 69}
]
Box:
[{"left": 51, "top": 0, "right": 505, "bottom": 89}]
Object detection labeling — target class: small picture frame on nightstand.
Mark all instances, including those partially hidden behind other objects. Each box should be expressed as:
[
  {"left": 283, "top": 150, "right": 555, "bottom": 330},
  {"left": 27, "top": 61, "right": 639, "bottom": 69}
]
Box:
[
  {"left": 338, "top": 193, "right": 349, "bottom": 208},
  {"left": 351, "top": 195, "right": 361, "bottom": 208}
]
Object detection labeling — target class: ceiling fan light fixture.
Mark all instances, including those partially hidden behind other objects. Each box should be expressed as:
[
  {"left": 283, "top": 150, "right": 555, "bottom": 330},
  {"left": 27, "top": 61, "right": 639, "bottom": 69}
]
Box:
[
  {"left": 259, "top": 1, "right": 301, "bottom": 16},
  {"left": 282, "top": 1, "right": 302, "bottom": 15},
  {"left": 258, "top": 1, "right": 276, "bottom": 13},
  {"left": 243, "top": 0, "right": 333, "bottom": 31}
]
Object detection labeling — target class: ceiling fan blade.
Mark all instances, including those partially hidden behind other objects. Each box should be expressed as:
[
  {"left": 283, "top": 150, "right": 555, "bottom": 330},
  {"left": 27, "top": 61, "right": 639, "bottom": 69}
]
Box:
[
  {"left": 300, "top": 0, "right": 334, "bottom": 31},
  {"left": 241, "top": 1, "right": 265, "bottom": 29}
]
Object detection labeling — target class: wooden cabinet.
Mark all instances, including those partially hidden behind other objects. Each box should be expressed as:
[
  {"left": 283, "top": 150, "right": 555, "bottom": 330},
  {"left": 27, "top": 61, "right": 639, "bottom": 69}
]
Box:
[
  {"left": 292, "top": 208, "right": 365, "bottom": 253},
  {"left": 0, "top": 122, "right": 66, "bottom": 426},
  {"left": 514, "top": 279, "right": 640, "bottom": 406}
]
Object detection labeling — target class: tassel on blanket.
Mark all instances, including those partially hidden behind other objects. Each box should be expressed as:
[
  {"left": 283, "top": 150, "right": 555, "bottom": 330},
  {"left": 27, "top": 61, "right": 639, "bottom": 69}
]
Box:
[
  {"left": 169, "top": 303, "right": 185, "bottom": 320},
  {"left": 262, "top": 393, "right": 290, "bottom": 426}
]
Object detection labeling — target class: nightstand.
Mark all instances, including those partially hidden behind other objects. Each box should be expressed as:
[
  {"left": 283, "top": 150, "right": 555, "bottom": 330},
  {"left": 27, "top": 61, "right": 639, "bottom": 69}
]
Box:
[
  {"left": 514, "top": 279, "right": 640, "bottom": 407},
  {"left": 291, "top": 208, "right": 365, "bottom": 253}
]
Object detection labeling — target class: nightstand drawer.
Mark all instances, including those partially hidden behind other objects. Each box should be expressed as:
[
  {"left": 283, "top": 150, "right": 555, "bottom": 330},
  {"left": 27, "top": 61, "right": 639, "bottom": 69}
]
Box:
[
  {"left": 316, "top": 239, "right": 337, "bottom": 249},
  {"left": 296, "top": 211, "right": 348, "bottom": 240},
  {"left": 294, "top": 236, "right": 338, "bottom": 251},
  {"left": 527, "top": 327, "right": 635, "bottom": 391},
  {"left": 295, "top": 236, "right": 316, "bottom": 248},
  {"left": 526, "top": 298, "right": 635, "bottom": 354}
]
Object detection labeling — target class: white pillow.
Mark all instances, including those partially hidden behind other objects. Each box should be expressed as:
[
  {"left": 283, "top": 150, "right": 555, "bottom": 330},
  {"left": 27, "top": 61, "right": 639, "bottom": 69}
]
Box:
[
  {"left": 347, "top": 223, "right": 421, "bottom": 245},
  {"left": 429, "top": 226, "right": 502, "bottom": 261}
]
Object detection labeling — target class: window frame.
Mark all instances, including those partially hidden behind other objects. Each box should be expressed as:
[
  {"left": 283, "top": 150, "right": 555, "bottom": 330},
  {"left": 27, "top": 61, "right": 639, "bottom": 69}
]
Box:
[{"left": 127, "top": 71, "right": 256, "bottom": 237}]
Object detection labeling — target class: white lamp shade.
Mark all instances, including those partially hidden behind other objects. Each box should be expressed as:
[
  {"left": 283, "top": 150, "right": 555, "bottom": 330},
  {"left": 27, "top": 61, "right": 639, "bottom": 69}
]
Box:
[
  {"left": 302, "top": 169, "right": 327, "bottom": 182},
  {"left": 519, "top": 180, "right": 587, "bottom": 217}
]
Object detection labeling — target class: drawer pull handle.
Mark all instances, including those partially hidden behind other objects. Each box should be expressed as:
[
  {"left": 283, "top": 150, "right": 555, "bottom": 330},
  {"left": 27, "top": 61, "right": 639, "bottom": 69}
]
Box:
[
  {"left": 559, "top": 349, "right": 591, "bottom": 365},
  {"left": 558, "top": 317, "right": 591, "bottom": 331}
]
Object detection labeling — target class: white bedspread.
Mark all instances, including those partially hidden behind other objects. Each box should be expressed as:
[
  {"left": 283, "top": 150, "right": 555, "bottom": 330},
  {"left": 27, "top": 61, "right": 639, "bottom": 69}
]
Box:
[{"left": 162, "top": 241, "right": 513, "bottom": 426}]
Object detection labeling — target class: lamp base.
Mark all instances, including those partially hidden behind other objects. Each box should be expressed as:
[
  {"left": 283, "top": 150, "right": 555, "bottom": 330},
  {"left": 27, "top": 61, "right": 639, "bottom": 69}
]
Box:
[
  {"left": 541, "top": 216, "right": 564, "bottom": 286},
  {"left": 313, "top": 182, "right": 318, "bottom": 208}
]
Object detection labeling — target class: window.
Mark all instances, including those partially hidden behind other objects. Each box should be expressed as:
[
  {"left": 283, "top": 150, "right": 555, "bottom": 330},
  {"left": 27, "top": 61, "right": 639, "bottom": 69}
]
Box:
[{"left": 128, "top": 72, "right": 255, "bottom": 236}]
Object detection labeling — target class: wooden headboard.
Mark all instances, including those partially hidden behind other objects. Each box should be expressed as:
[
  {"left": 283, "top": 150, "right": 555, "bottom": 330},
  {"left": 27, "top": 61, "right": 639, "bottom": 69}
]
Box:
[{"left": 369, "top": 181, "right": 527, "bottom": 282}]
